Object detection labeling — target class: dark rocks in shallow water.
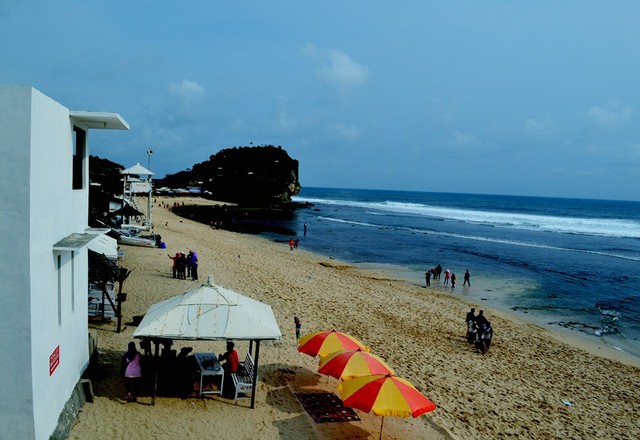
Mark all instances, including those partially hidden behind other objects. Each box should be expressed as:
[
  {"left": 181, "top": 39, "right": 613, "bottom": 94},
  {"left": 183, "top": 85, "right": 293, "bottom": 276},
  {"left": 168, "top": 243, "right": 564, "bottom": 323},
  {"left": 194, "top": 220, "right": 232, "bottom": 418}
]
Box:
[{"left": 173, "top": 204, "right": 300, "bottom": 235}]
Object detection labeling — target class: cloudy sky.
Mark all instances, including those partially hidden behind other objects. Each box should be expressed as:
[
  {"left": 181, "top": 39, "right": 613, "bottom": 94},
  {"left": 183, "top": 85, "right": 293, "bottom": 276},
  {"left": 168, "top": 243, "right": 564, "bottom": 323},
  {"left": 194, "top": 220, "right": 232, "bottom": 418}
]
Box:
[{"left": 2, "top": 1, "right": 639, "bottom": 200}]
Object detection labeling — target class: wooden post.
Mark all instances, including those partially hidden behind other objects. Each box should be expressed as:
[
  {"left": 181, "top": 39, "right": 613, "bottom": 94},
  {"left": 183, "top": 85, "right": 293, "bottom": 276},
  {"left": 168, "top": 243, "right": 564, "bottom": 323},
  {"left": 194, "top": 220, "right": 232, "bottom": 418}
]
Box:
[
  {"left": 152, "top": 341, "right": 160, "bottom": 405},
  {"left": 250, "top": 340, "right": 260, "bottom": 409},
  {"left": 116, "top": 295, "right": 122, "bottom": 333}
]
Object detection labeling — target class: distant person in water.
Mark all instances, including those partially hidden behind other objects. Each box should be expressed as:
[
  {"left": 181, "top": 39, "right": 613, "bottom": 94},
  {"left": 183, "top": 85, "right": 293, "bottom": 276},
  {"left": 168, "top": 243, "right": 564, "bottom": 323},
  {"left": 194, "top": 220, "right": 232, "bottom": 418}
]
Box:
[
  {"left": 303, "top": 223, "right": 307, "bottom": 236},
  {"left": 425, "top": 270, "right": 431, "bottom": 287},
  {"left": 463, "top": 270, "right": 471, "bottom": 287}
]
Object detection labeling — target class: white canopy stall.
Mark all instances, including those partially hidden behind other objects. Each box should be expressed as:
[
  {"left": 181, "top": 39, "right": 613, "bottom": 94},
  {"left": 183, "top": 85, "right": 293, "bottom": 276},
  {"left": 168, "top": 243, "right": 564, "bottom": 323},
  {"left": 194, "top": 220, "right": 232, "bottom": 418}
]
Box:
[{"left": 133, "top": 275, "right": 282, "bottom": 407}]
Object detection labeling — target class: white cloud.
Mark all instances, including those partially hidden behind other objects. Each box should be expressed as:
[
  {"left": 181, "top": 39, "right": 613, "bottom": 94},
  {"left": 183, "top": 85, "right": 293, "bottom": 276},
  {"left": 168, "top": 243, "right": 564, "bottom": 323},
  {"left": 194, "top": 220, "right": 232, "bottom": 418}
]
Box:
[
  {"left": 169, "top": 79, "right": 205, "bottom": 101},
  {"left": 144, "top": 127, "right": 182, "bottom": 147},
  {"left": 628, "top": 143, "right": 640, "bottom": 161},
  {"left": 586, "top": 104, "right": 632, "bottom": 128},
  {"left": 442, "top": 102, "right": 456, "bottom": 124},
  {"left": 332, "top": 123, "right": 360, "bottom": 140},
  {"left": 451, "top": 131, "right": 480, "bottom": 148},
  {"left": 165, "top": 79, "right": 206, "bottom": 123},
  {"left": 523, "top": 116, "right": 555, "bottom": 137},
  {"left": 277, "top": 111, "right": 297, "bottom": 132},
  {"left": 303, "top": 43, "right": 368, "bottom": 97}
]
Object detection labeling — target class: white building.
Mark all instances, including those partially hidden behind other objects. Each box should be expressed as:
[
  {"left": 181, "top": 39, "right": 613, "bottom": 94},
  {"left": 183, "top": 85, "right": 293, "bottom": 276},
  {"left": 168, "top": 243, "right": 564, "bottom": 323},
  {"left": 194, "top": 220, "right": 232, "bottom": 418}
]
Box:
[{"left": 0, "top": 86, "right": 128, "bottom": 439}]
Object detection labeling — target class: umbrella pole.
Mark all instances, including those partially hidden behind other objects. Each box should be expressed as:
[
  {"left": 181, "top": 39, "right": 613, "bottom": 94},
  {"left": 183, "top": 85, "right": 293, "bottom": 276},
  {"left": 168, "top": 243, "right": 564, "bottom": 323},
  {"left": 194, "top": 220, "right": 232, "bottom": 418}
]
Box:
[{"left": 380, "top": 416, "right": 384, "bottom": 440}]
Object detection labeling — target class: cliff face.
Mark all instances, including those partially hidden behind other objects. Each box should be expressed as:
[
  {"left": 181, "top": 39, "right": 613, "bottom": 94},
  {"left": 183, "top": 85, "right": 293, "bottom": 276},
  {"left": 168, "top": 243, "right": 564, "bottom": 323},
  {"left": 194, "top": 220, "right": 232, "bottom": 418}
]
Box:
[{"left": 159, "top": 145, "right": 301, "bottom": 206}]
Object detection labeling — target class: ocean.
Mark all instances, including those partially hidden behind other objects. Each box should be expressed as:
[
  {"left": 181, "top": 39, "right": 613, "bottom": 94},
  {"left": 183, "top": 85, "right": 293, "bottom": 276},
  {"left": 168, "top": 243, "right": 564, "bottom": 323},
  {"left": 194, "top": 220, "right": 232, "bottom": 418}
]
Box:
[{"left": 262, "top": 187, "right": 640, "bottom": 358}]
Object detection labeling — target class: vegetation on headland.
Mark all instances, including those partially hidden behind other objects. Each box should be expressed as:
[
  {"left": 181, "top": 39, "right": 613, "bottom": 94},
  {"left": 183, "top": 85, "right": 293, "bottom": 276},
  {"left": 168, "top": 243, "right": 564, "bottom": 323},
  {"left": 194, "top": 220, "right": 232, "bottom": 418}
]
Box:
[
  {"left": 89, "top": 146, "right": 307, "bottom": 233},
  {"left": 156, "top": 145, "right": 301, "bottom": 207}
]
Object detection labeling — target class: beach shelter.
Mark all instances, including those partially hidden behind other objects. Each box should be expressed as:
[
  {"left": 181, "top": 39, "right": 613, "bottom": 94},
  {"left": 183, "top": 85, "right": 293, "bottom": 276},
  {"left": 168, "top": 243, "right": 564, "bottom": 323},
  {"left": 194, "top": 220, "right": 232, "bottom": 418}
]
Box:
[
  {"left": 133, "top": 275, "right": 282, "bottom": 407},
  {"left": 338, "top": 374, "right": 436, "bottom": 439},
  {"left": 298, "top": 330, "right": 370, "bottom": 358},
  {"left": 318, "top": 349, "right": 395, "bottom": 381}
]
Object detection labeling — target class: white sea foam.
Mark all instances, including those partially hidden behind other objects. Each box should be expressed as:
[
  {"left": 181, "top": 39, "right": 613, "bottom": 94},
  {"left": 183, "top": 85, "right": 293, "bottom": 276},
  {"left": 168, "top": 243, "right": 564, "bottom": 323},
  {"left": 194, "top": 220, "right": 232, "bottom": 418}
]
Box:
[
  {"left": 316, "top": 216, "right": 640, "bottom": 262},
  {"left": 296, "top": 196, "right": 640, "bottom": 239}
]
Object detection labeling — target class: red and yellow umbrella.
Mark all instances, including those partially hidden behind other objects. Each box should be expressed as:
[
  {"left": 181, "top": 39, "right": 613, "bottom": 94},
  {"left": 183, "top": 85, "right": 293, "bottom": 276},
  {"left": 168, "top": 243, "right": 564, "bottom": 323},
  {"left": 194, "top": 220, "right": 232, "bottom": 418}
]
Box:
[
  {"left": 297, "top": 330, "right": 370, "bottom": 358},
  {"left": 338, "top": 374, "right": 436, "bottom": 439},
  {"left": 318, "top": 349, "right": 395, "bottom": 380}
]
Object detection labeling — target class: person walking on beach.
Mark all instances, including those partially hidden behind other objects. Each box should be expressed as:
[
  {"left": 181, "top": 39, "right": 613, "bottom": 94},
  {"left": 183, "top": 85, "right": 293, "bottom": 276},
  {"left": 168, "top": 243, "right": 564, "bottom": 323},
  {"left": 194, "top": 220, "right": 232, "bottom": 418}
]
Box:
[
  {"left": 425, "top": 270, "right": 431, "bottom": 287},
  {"left": 436, "top": 264, "right": 442, "bottom": 280},
  {"left": 294, "top": 315, "right": 302, "bottom": 340},
  {"left": 190, "top": 250, "right": 199, "bottom": 281},
  {"left": 289, "top": 238, "right": 294, "bottom": 250},
  {"left": 122, "top": 341, "right": 142, "bottom": 403},
  {"left": 451, "top": 273, "right": 456, "bottom": 289},
  {"left": 444, "top": 268, "right": 451, "bottom": 285},
  {"left": 463, "top": 270, "right": 471, "bottom": 287},
  {"left": 294, "top": 238, "right": 300, "bottom": 249}
]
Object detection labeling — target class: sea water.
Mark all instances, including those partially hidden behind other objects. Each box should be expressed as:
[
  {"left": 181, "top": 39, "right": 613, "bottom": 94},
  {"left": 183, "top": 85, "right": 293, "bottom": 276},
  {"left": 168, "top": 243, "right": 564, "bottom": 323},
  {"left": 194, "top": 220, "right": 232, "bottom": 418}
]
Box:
[{"left": 268, "top": 188, "right": 640, "bottom": 357}]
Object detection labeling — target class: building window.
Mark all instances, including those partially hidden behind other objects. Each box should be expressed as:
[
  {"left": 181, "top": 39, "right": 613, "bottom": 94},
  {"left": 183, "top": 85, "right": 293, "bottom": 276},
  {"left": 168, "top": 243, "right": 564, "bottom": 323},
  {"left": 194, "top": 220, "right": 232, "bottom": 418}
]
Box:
[{"left": 72, "top": 126, "right": 86, "bottom": 190}]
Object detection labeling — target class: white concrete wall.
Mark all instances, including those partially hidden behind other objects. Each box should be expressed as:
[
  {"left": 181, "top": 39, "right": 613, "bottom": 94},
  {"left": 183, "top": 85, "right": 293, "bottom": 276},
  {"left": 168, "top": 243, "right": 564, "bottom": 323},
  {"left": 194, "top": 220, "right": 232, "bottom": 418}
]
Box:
[
  {"left": 0, "top": 86, "right": 37, "bottom": 440},
  {"left": 0, "top": 86, "right": 91, "bottom": 440},
  {"left": 29, "top": 88, "right": 91, "bottom": 440}
]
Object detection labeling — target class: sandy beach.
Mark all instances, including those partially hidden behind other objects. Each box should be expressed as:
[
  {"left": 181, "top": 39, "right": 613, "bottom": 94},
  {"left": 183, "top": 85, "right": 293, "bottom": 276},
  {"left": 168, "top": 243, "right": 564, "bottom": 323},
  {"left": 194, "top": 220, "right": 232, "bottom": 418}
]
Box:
[{"left": 70, "top": 197, "right": 640, "bottom": 440}]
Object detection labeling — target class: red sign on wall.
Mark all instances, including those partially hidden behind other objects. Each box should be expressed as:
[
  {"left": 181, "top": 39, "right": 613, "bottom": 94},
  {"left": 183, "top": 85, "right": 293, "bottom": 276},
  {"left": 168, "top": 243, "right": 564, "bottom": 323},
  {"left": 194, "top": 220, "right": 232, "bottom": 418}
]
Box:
[{"left": 50, "top": 345, "right": 60, "bottom": 376}]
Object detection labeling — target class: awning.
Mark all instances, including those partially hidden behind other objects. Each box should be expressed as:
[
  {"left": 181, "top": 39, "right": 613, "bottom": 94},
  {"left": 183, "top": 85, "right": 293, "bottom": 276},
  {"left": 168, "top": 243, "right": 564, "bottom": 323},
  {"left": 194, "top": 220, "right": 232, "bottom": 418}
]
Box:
[
  {"left": 69, "top": 110, "right": 130, "bottom": 130},
  {"left": 87, "top": 234, "right": 118, "bottom": 259},
  {"left": 53, "top": 233, "right": 96, "bottom": 252},
  {"left": 53, "top": 231, "right": 117, "bottom": 258}
]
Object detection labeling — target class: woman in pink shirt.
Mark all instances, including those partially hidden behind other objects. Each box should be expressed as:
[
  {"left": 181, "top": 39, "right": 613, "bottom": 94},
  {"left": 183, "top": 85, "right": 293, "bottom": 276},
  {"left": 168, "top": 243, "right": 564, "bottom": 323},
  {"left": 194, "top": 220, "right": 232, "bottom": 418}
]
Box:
[{"left": 122, "top": 341, "right": 142, "bottom": 402}]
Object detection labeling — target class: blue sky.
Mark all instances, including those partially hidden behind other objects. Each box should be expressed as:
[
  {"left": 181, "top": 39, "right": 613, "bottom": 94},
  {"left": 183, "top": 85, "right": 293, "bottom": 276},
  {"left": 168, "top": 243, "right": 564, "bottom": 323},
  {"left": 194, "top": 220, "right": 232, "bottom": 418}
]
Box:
[{"left": 2, "top": 1, "right": 639, "bottom": 200}]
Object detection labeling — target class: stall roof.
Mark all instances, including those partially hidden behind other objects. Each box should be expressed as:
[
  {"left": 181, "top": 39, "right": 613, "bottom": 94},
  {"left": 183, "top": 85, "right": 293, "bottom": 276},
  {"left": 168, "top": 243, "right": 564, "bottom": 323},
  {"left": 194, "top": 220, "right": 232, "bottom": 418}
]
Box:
[{"left": 133, "top": 275, "right": 282, "bottom": 341}]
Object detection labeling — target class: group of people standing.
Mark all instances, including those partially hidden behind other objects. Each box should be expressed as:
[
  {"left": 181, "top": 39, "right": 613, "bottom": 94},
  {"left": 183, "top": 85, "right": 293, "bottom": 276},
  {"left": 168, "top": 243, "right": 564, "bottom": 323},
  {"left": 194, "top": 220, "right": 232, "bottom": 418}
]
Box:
[
  {"left": 425, "top": 265, "right": 471, "bottom": 290},
  {"left": 464, "top": 307, "right": 493, "bottom": 353},
  {"left": 167, "top": 250, "right": 199, "bottom": 281}
]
